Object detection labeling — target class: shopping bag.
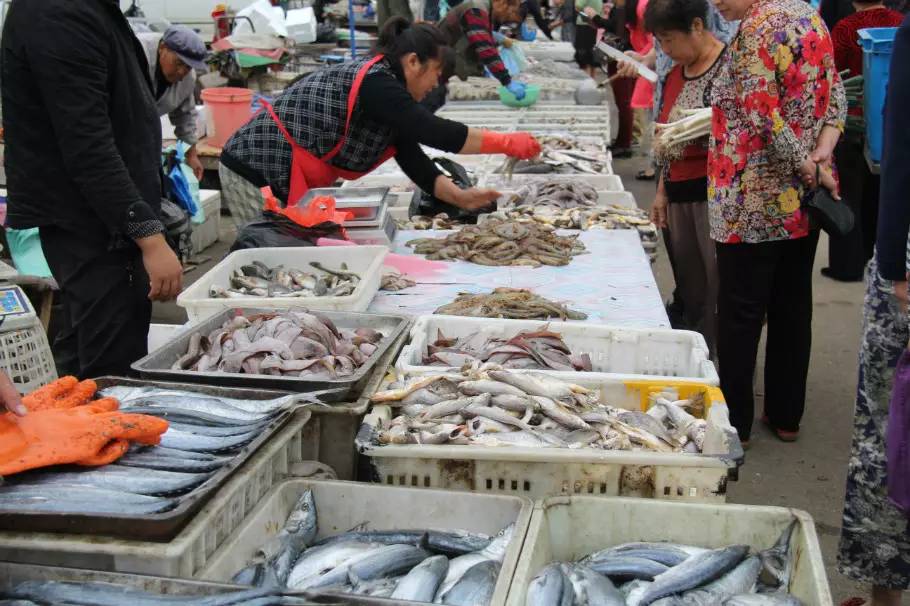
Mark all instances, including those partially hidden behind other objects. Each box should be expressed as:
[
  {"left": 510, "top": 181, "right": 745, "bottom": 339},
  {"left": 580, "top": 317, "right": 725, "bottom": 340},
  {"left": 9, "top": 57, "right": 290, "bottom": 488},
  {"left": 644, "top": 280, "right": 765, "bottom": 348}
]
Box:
[{"left": 887, "top": 348, "right": 910, "bottom": 516}]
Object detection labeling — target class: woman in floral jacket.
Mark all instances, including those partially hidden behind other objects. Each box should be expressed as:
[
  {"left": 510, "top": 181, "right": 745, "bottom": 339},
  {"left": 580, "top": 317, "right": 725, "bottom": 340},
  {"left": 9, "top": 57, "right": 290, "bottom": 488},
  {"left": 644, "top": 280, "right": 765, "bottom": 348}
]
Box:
[{"left": 709, "top": 0, "right": 846, "bottom": 444}]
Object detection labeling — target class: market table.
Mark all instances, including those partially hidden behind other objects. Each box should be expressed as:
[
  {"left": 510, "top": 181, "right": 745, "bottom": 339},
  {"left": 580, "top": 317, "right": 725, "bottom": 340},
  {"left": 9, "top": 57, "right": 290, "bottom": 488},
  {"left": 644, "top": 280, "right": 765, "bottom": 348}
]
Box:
[{"left": 368, "top": 228, "right": 670, "bottom": 328}]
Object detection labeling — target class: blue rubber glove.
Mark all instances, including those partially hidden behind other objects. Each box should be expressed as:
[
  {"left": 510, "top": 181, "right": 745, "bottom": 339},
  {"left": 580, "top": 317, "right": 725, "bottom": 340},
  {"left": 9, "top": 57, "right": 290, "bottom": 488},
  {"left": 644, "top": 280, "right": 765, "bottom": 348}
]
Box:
[{"left": 506, "top": 81, "right": 527, "bottom": 100}]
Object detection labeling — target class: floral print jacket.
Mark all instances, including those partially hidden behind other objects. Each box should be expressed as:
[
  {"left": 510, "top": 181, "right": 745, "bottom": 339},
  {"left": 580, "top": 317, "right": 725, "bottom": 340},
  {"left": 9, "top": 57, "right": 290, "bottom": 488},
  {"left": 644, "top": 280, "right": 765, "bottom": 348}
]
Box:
[{"left": 708, "top": 0, "right": 846, "bottom": 244}]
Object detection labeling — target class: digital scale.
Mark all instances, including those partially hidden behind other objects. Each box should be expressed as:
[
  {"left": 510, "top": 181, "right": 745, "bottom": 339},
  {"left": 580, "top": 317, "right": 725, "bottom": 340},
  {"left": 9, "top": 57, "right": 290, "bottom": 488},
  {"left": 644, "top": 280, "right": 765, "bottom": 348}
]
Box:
[{"left": 0, "top": 285, "right": 38, "bottom": 332}]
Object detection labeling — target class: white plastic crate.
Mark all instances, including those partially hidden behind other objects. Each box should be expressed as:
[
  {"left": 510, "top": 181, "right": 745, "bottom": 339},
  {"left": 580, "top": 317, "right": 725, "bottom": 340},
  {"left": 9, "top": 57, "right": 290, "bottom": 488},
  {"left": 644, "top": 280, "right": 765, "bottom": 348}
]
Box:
[
  {"left": 189, "top": 190, "right": 222, "bottom": 255},
  {"left": 0, "top": 411, "right": 320, "bottom": 578},
  {"left": 199, "top": 478, "right": 533, "bottom": 606},
  {"left": 397, "top": 315, "right": 717, "bottom": 384},
  {"left": 177, "top": 246, "right": 388, "bottom": 323},
  {"left": 361, "top": 378, "right": 740, "bottom": 503},
  {"left": 516, "top": 41, "right": 576, "bottom": 62},
  {"left": 0, "top": 324, "right": 57, "bottom": 394},
  {"left": 505, "top": 497, "right": 832, "bottom": 606}
]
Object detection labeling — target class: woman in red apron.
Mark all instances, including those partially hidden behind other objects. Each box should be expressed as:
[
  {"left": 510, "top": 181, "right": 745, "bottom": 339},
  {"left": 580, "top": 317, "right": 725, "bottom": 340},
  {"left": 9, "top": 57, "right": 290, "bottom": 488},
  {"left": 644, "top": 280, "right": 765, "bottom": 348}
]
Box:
[{"left": 219, "top": 18, "right": 542, "bottom": 228}]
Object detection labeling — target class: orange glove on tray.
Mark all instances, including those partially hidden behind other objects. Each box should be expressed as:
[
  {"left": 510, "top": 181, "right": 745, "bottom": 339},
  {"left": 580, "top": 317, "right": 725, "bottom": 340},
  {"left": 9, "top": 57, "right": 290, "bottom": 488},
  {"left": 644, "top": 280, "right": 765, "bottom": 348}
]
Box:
[{"left": 0, "top": 377, "right": 169, "bottom": 476}]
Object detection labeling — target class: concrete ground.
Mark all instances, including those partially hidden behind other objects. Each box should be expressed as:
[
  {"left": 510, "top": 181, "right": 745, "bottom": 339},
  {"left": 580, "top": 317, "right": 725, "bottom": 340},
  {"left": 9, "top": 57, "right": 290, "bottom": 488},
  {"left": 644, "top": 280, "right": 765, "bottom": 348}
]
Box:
[
  {"left": 612, "top": 154, "right": 896, "bottom": 604},
  {"left": 152, "top": 159, "right": 901, "bottom": 603}
]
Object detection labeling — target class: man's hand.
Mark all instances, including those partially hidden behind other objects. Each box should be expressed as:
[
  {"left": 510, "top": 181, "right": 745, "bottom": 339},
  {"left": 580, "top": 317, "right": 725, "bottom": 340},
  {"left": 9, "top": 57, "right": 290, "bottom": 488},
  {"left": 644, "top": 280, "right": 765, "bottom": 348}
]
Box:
[
  {"left": 453, "top": 187, "right": 501, "bottom": 211},
  {"left": 810, "top": 125, "right": 841, "bottom": 170},
  {"left": 584, "top": 6, "right": 598, "bottom": 17},
  {"left": 616, "top": 51, "right": 644, "bottom": 79},
  {"left": 896, "top": 279, "right": 908, "bottom": 314},
  {"left": 650, "top": 189, "right": 669, "bottom": 229},
  {"left": 137, "top": 234, "right": 183, "bottom": 302},
  {"left": 185, "top": 146, "right": 204, "bottom": 181},
  {"left": 0, "top": 372, "right": 26, "bottom": 416}
]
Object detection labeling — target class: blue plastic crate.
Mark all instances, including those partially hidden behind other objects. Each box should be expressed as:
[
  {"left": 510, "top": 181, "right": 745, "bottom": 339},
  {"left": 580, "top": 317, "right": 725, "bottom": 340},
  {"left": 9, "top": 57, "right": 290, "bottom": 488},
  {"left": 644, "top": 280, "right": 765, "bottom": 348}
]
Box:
[{"left": 859, "top": 27, "right": 898, "bottom": 163}]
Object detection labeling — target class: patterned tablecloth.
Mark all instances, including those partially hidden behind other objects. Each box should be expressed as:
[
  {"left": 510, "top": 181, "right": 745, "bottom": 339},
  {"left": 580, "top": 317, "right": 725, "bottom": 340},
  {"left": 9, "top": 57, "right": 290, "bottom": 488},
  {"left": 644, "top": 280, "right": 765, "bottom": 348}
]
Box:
[{"left": 368, "top": 228, "right": 670, "bottom": 328}]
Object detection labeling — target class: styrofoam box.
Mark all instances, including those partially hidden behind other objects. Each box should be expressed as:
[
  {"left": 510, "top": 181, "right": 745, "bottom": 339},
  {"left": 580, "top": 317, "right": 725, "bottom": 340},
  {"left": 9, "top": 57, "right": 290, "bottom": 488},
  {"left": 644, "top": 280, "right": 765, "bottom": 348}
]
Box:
[
  {"left": 190, "top": 189, "right": 222, "bottom": 255},
  {"left": 481, "top": 174, "right": 624, "bottom": 191},
  {"left": 361, "top": 379, "right": 740, "bottom": 503},
  {"left": 177, "top": 246, "right": 388, "bottom": 323},
  {"left": 397, "top": 315, "right": 718, "bottom": 385},
  {"left": 0, "top": 412, "right": 320, "bottom": 578},
  {"left": 199, "top": 479, "right": 533, "bottom": 606},
  {"left": 506, "top": 497, "right": 832, "bottom": 606}
]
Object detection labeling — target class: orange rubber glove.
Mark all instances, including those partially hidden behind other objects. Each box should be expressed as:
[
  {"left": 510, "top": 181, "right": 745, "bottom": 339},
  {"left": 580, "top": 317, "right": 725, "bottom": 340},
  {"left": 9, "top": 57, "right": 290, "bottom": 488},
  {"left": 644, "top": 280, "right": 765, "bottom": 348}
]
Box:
[
  {"left": 479, "top": 131, "right": 542, "bottom": 160},
  {"left": 0, "top": 399, "right": 169, "bottom": 476},
  {"left": 22, "top": 376, "right": 97, "bottom": 412}
]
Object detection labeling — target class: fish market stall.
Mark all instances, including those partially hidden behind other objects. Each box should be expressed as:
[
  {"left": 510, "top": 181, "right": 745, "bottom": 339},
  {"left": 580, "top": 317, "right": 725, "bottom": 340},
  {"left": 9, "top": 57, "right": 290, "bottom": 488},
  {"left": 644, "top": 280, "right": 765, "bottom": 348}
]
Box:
[
  {"left": 197, "top": 479, "right": 533, "bottom": 605},
  {"left": 369, "top": 229, "right": 669, "bottom": 328},
  {"left": 508, "top": 497, "right": 832, "bottom": 605}
]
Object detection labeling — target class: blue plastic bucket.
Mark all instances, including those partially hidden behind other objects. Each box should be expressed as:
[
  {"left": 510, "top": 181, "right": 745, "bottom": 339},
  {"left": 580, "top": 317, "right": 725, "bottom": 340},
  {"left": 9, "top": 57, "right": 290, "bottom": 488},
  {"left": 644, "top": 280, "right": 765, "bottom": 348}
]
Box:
[{"left": 859, "top": 27, "right": 898, "bottom": 163}]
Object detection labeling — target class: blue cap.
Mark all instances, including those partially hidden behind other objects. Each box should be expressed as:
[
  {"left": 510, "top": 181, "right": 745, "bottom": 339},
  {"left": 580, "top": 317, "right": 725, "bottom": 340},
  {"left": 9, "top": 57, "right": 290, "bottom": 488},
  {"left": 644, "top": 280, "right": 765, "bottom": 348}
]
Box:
[{"left": 162, "top": 25, "right": 208, "bottom": 70}]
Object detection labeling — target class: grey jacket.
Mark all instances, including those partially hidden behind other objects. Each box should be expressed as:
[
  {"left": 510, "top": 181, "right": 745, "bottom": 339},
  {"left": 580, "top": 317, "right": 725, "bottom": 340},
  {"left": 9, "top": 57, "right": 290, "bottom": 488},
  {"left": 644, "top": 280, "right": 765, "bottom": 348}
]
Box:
[{"left": 137, "top": 32, "right": 199, "bottom": 145}]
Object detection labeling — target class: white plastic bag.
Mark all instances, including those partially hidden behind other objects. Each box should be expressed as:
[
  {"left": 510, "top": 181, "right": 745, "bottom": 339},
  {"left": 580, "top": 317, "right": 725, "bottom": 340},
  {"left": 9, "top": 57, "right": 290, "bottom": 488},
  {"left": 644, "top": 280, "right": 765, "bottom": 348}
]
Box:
[{"left": 233, "top": 0, "right": 288, "bottom": 38}]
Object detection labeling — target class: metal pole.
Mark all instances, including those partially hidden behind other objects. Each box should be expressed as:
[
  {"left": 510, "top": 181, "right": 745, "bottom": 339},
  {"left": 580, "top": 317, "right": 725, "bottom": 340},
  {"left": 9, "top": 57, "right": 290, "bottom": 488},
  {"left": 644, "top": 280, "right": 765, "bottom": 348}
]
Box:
[{"left": 348, "top": 0, "right": 357, "bottom": 59}]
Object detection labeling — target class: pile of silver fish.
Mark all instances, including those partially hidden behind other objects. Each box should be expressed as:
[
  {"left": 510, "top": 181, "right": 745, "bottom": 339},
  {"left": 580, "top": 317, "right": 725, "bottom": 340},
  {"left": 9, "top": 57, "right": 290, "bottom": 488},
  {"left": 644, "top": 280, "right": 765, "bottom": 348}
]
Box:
[
  {"left": 501, "top": 149, "right": 609, "bottom": 180},
  {"left": 1, "top": 583, "right": 322, "bottom": 605},
  {"left": 171, "top": 311, "right": 384, "bottom": 379},
  {"left": 501, "top": 181, "right": 599, "bottom": 212},
  {"left": 210, "top": 261, "right": 361, "bottom": 299},
  {"left": 421, "top": 328, "right": 592, "bottom": 371},
  {"left": 367, "top": 366, "right": 709, "bottom": 453},
  {"left": 406, "top": 218, "right": 586, "bottom": 267},
  {"left": 535, "top": 135, "right": 606, "bottom": 154},
  {"left": 446, "top": 76, "right": 578, "bottom": 102},
  {"left": 435, "top": 288, "right": 588, "bottom": 321},
  {"left": 523, "top": 59, "right": 590, "bottom": 80},
  {"left": 231, "top": 488, "right": 513, "bottom": 605},
  {"left": 526, "top": 522, "right": 803, "bottom": 606},
  {"left": 0, "top": 387, "right": 303, "bottom": 516}
]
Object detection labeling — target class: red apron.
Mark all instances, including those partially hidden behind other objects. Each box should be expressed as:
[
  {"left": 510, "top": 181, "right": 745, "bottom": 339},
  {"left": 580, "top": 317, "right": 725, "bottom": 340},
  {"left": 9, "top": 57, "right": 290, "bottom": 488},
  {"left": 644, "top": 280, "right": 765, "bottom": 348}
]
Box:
[{"left": 261, "top": 54, "right": 398, "bottom": 206}]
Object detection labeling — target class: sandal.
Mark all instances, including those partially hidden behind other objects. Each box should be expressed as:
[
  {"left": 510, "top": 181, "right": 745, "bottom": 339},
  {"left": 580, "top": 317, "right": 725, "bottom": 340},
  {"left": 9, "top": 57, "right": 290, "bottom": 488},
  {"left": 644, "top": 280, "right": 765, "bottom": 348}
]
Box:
[{"left": 636, "top": 169, "right": 656, "bottom": 181}]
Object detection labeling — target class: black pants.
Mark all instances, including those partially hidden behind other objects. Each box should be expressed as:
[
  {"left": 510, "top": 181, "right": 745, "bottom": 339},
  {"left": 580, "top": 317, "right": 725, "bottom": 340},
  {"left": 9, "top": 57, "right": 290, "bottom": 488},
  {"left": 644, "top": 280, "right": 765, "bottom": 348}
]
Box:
[
  {"left": 40, "top": 226, "right": 152, "bottom": 378},
  {"left": 827, "top": 140, "right": 879, "bottom": 279},
  {"left": 716, "top": 231, "right": 820, "bottom": 439}
]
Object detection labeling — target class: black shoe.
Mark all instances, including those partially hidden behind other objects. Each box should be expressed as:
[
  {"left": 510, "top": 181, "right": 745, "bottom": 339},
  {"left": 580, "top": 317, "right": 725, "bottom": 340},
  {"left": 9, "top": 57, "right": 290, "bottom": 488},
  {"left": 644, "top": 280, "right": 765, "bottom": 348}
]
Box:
[
  {"left": 665, "top": 299, "right": 687, "bottom": 329},
  {"left": 636, "top": 169, "right": 656, "bottom": 181},
  {"left": 611, "top": 147, "right": 633, "bottom": 159},
  {"left": 820, "top": 267, "right": 863, "bottom": 282}
]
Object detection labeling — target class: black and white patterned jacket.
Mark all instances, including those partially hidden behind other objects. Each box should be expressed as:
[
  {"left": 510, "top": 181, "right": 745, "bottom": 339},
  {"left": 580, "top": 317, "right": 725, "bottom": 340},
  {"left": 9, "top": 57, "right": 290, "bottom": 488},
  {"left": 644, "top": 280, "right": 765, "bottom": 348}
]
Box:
[{"left": 221, "top": 57, "right": 396, "bottom": 202}]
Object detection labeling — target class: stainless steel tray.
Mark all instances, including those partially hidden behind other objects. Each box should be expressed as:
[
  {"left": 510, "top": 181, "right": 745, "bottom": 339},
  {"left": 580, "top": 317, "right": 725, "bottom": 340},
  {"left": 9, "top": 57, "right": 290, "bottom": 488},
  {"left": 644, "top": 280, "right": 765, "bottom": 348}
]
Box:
[
  {"left": 0, "top": 378, "right": 301, "bottom": 541},
  {"left": 297, "top": 187, "right": 390, "bottom": 221},
  {"left": 132, "top": 308, "right": 410, "bottom": 399}
]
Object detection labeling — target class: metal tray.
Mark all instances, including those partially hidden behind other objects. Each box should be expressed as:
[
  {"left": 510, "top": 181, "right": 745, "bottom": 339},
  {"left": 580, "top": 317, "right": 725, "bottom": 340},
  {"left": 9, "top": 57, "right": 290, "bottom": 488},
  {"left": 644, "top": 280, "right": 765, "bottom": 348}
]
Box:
[
  {"left": 132, "top": 308, "right": 410, "bottom": 398},
  {"left": 297, "top": 187, "right": 389, "bottom": 221},
  {"left": 0, "top": 562, "right": 426, "bottom": 605},
  {"left": 0, "top": 380, "right": 300, "bottom": 542}
]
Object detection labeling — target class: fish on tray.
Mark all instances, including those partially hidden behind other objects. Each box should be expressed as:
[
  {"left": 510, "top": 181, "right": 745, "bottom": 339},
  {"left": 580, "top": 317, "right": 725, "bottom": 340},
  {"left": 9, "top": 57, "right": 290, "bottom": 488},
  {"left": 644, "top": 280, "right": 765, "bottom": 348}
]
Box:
[
  {"left": 0, "top": 383, "right": 310, "bottom": 518},
  {"left": 2, "top": 582, "right": 320, "bottom": 605},
  {"left": 525, "top": 521, "right": 803, "bottom": 606},
  {"left": 209, "top": 260, "right": 361, "bottom": 299},
  {"left": 230, "top": 488, "right": 512, "bottom": 606},
  {"left": 435, "top": 288, "right": 588, "bottom": 321},
  {"left": 170, "top": 311, "right": 384, "bottom": 379},
  {"left": 422, "top": 328, "right": 592, "bottom": 371},
  {"left": 406, "top": 218, "right": 586, "bottom": 267},
  {"left": 366, "top": 365, "right": 710, "bottom": 454}
]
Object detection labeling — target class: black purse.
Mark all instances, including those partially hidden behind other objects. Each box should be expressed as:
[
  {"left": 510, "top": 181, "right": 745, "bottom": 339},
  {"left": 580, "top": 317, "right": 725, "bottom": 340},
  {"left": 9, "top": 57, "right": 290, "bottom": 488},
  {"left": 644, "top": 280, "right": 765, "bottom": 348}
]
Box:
[{"left": 804, "top": 164, "right": 855, "bottom": 237}]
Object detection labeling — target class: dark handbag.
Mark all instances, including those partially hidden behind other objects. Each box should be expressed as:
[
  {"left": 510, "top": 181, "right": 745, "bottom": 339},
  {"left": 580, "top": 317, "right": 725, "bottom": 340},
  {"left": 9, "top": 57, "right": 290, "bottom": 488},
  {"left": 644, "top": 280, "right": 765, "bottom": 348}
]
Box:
[{"left": 804, "top": 164, "right": 855, "bottom": 237}]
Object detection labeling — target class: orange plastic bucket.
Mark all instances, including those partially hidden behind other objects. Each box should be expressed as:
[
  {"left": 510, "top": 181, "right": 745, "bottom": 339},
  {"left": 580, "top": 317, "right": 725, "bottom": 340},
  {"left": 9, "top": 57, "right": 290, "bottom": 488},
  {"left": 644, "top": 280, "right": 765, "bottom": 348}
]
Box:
[{"left": 200, "top": 87, "right": 254, "bottom": 148}]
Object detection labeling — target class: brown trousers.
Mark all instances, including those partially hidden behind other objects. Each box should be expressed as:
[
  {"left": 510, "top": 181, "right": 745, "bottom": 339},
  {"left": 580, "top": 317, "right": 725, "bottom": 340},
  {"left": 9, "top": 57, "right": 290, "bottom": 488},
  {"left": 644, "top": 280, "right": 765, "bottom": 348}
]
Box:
[{"left": 667, "top": 201, "right": 718, "bottom": 356}]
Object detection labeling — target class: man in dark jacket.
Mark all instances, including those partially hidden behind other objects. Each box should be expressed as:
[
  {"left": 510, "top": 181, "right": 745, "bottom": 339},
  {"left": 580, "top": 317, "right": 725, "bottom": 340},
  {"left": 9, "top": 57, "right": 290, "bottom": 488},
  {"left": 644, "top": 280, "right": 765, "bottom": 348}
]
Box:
[{"left": 1, "top": 0, "right": 183, "bottom": 378}]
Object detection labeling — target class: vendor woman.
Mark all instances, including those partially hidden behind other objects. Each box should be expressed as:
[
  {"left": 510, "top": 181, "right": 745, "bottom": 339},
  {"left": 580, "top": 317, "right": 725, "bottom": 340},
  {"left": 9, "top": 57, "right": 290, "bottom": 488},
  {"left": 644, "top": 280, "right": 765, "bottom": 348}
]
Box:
[{"left": 219, "top": 18, "right": 541, "bottom": 227}]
